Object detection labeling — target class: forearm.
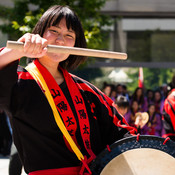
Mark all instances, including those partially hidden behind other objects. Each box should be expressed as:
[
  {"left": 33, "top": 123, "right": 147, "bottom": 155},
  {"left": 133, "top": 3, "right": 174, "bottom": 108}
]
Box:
[{"left": 0, "top": 33, "right": 48, "bottom": 69}]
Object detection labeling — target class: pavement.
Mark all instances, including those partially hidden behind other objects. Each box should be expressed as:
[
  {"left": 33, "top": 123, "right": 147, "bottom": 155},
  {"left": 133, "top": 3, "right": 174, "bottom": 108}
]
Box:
[{"left": 0, "top": 155, "right": 26, "bottom": 175}]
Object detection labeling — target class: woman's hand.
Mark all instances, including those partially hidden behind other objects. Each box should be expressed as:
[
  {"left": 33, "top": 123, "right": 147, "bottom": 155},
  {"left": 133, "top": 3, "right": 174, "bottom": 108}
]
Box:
[
  {"left": 0, "top": 33, "right": 48, "bottom": 69},
  {"left": 17, "top": 33, "right": 48, "bottom": 58}
]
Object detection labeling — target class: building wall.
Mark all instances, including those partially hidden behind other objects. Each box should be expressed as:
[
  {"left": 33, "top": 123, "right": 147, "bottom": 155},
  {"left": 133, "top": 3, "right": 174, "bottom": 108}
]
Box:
[
  {"left": 101, "top": 0, "right": 175, "bottom": 16},
  {"left": 0, "top": 0, "right": 13, "bottom": 7},
  {"left": 100, "top": 1, "right": 175, "bottom": 60}
]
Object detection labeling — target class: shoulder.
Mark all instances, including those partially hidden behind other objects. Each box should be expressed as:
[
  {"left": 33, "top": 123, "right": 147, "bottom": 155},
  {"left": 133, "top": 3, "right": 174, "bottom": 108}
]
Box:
[
  {"left": 70, "top": 73, "right": 114, "bottom": 104},
  {"left": 70, "top": 73, "right": 102, "bottom": 94},
  {"left": 17, "top": 65, "right": 34, "bottom": 80}
]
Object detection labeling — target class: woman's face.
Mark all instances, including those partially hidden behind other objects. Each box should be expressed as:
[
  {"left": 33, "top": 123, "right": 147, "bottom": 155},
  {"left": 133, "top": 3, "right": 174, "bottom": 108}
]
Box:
[
  {"left": 42, "top": 18, "right": 76, "bottom": 63},
  {"left": 154, "top": 92, "right": 161, "bottom": 101},
  {"left": 136, "top": 88, "right": 142, "bottom": 97},
  {"left": 149, "top": 105, "right": 155, "bottom": 114},
  {"left": 132, "top": 101, "right": 139, "bottom": 111},
  {"left": 111, "top": 90, "right": 117, "bottom": 98},
  {"left": 103, "top": 86, "right": 111, "bottom": 96},
  {"left": 148, "top": 91, "right": 153, "bottom": 99}
]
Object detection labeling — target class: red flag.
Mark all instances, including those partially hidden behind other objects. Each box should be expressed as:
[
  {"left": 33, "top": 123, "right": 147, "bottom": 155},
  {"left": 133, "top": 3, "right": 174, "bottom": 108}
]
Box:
[{"left": 138, "top": 67, "right": 144, "bottom": 88}]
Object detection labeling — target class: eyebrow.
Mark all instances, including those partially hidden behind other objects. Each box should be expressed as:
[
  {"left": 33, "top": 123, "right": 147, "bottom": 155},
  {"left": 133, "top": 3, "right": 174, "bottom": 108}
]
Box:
[{"left": 51, "top": 26, "right": 75, "bottom": 33}]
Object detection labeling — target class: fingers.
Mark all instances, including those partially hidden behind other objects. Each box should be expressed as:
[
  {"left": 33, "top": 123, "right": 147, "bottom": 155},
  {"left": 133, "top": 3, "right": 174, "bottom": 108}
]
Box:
[{"left": 17, "top": 33, "right": 48, "bottom": 57}]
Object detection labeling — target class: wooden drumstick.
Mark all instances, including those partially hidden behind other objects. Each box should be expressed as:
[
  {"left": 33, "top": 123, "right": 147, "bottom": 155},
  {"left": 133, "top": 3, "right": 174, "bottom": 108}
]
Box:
[{"left": 6, "top": 40, "right": 127, "bottom": 60}]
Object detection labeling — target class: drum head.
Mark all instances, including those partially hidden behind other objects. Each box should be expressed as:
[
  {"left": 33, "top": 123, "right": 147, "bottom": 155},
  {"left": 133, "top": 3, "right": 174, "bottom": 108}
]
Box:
[{"left": 90, "top": 135, "right": 175, "bottom": 175}]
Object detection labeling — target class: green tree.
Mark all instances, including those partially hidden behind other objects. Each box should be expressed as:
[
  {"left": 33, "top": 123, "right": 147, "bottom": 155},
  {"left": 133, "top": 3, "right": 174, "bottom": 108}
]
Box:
[
  {"left": 127, "top": 67, "right": 174, "bottom": 93},
  {"left": 0, "top": 0, "right": 111, "bottom": 49},
  {"left": 143, "top": 68, "right": 173, "bottom": 90}
]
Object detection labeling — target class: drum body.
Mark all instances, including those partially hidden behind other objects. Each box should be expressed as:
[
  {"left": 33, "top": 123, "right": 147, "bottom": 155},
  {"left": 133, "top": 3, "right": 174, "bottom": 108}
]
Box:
[{"left": 90, "top": 135, "right": 175, "bottom": 175}]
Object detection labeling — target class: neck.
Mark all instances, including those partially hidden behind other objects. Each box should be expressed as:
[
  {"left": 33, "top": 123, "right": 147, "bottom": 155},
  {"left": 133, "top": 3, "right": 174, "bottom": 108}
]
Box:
[
  {"left": 38, "top": 58, "right": 64, "bottom": 85},
  {"left": 150, "top": 112, "right": 154, "bottom": 116}
]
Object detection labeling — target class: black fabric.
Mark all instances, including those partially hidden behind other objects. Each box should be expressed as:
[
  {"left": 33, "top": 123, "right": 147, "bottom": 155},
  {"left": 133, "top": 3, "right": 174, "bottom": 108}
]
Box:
[
  {"left": 163, "top": 90, "right": 175, "bottom": 141},
  {"left": 9, "top": 142, "right": 23, "bottom": 175},
  {"left": 0, "top": 111, "right": 12, "bottom": 155},
  {"left": 163, "top": 109, "right": 175, "bottom": 141},
  {"left": 0, "top": 62, "right": 133, "bottom": 173}
]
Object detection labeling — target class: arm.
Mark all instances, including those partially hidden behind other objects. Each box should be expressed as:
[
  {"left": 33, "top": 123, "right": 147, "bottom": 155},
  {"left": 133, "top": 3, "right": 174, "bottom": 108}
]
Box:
[{"left": 0, "top": 33, "right": 48, "bottom": 69}]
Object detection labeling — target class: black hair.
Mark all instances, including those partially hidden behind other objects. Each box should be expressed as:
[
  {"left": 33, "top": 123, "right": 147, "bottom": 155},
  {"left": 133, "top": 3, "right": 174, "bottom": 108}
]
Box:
[{"left": 115, "top": 95, "right": 129, "bottom": 108}]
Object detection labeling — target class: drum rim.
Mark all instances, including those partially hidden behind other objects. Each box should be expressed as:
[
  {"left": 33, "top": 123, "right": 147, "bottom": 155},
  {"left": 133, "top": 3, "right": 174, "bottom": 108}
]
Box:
[{"left": 90, "top": 135, "right": 175, "bottom": 175}]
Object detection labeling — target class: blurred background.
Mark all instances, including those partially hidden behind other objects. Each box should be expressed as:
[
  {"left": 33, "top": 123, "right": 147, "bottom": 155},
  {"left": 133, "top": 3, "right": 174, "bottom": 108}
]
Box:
[{"left": 0, "top": 0, "right": 175, "bottom": 174}]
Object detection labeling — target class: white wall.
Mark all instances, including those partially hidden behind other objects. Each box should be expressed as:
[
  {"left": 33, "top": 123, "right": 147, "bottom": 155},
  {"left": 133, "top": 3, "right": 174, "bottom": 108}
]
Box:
[
  {"left": 102, "top": 0, "right": 175, "bottom": 12},
  {"left": 122, "top": 19, "right": 175, "bottom": 31},
  {"left": 0, "top": 0, "right": 14, "bottom": 7}
]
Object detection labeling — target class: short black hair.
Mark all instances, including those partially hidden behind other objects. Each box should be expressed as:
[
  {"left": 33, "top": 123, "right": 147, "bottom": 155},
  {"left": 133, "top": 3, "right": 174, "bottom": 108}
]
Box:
[
  {"left": 115, "top": 95, "right": 129, "bottom": 108},
  {"left": 32, "top": 5, "right": 87, "bottom": 70}
]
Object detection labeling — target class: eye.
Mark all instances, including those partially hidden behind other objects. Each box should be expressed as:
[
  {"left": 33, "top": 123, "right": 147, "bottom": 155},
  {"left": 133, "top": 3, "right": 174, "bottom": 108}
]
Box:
[
  {"left": 66, "top": 32, "right": 76, "bottom": 40},
  {"left": 49, "top": 29, "right": 59, "bottom": 34},
  {"left": 66, "top": 34, "right": 74, "bottom": 38}
]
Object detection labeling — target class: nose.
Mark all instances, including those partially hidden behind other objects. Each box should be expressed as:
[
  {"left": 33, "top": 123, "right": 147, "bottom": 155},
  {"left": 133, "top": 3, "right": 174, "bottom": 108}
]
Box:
[{"left": 56, "top": 34, "right": 65, "bottom": 45}]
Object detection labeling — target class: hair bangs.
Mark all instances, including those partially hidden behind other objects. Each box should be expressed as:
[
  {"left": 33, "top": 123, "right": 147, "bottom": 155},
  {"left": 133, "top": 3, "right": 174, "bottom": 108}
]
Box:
[{"left": 51, "top": 7, "right": 80, "bottom": 37}]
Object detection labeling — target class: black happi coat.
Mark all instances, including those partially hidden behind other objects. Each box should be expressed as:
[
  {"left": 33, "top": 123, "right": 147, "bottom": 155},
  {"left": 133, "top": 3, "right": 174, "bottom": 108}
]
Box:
[{"left": 0, "top": 60, "right": 134, "bottom": 173}]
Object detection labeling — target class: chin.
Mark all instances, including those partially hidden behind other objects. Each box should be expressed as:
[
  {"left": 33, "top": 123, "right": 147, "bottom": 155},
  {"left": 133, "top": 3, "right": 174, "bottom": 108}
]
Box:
[{"left": 48, "top": 53, "right": 68, "bottom": 62}]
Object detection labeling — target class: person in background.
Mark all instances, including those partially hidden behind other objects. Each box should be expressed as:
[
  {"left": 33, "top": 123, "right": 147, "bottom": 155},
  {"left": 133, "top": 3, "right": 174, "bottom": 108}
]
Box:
[
  {"left": 122, "top": 84, "right": 130, "bottom": 101},
  {"left": 115, "top": 84, "right": 124, "bottom": 97},
  {"left": 110, "top": 89, "right": 117, "bottom": 102},
  {"left": 141, "top": 103, "right": 163, "bottom": 136},
  {"left": 154, "top": 90, "right": 164, "bottom": 115},
  {"left": 114, "top": 95, "right": 129, "bottom": 116},
  {"left": 130, "top": 87, "right": 148, "bottom": 112},
  {"left": 125, "top": 100, "right": 139, "bottom": 127},
  {"left": 0, "top": 5, "right": 136, "bottom": 175},
  {"left": 146, "top": 89, "right": 154, "bottom": 105},
  {"left": 161, "top": 84, "right": 168, "bottom": 100},
  {"left": 102, "top": 83, "right": 112, "bottom": 97}
]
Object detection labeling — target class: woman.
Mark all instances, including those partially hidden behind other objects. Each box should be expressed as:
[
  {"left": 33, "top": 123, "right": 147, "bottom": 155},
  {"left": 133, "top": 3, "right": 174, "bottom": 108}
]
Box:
[
  {"left": 154, "top": 90, "right": 164, "bottom": 115},
  {"left": 141, "top": 103, "right": 163, "bottom": 136},
  {"left": 102, "top": 83, "right": 112, "bottom": 97},
  {"left": 125, "top": 100, "right": 139, "bottom": 127},
  {"left": 146, "top": 89, "right": 154, "bottom": 105},
  {"left": 130, "top": 87, "right": 148, "bottom": 112},
  {"left": 0, "top": 5, "right": 136, "bottom": 175}
]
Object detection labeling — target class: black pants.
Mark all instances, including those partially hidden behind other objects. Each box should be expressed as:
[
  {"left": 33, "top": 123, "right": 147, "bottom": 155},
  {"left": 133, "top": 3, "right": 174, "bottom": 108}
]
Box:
[{"left": 9, "top": 143, "right": 23, "bottom": 175}]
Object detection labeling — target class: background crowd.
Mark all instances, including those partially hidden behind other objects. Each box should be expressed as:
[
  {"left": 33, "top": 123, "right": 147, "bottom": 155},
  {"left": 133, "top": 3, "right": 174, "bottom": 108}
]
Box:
[{"left": 101, "top": 80, "right": 174, "bottom": 137}]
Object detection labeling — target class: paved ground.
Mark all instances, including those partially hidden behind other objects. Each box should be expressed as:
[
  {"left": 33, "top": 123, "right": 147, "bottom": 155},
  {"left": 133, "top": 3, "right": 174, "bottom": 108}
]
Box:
[{"left": 0, "top": 155, "right": 26, "bottom": 175}]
